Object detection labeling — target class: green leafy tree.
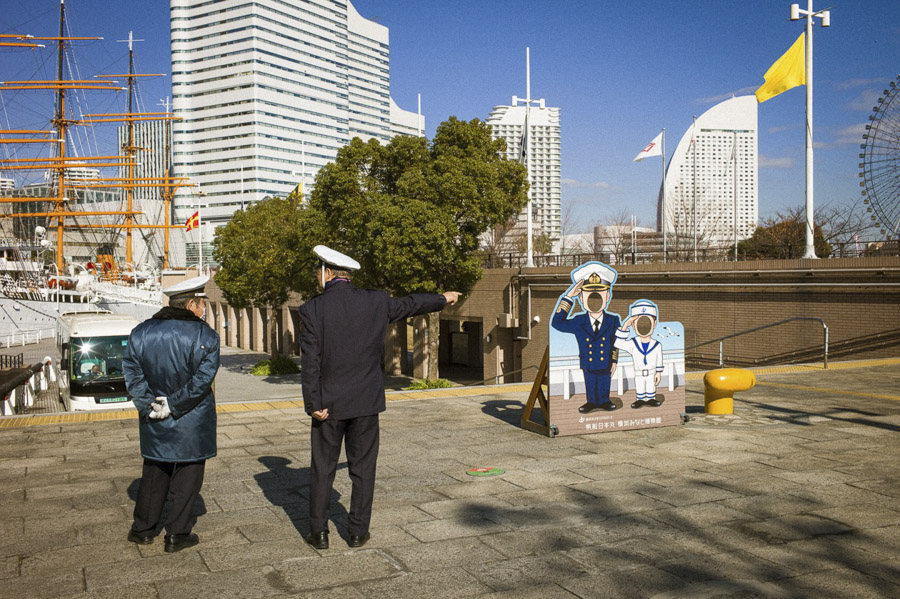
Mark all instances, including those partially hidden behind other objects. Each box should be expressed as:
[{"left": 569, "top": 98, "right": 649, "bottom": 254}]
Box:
[
  {"left": 213, "top": 195, "right": 304, "bottom": 356},
  {"left": 738, "top": 209, "right": 832, "bottom": 259},
  {"left": 295, "top": 117, "right": 529, "bottom": 376}
]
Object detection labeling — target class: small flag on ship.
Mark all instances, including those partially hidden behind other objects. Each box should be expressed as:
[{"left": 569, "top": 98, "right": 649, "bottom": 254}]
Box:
[{"left": 185, "top": 211, "right": 200, "bottom": 232}]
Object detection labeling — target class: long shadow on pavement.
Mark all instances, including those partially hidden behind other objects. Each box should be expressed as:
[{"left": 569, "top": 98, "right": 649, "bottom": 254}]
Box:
[{"left": 254, "top": 456, "right": 349, "bottom": 541}]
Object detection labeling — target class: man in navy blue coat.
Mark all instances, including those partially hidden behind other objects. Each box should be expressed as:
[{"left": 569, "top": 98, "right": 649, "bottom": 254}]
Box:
[
  {"left": 123, "top": 275, "right": 220, "bottom": 553},
  {"left": 551, "top": 262, "right": 621, "bottom": 413},
  {"left": 298, "top": 246, "right": 460, "bottom": 549}
]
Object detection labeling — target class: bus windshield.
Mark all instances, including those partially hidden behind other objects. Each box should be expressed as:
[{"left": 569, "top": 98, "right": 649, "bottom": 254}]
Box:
[{"left": 70, "top": 336, "right": 129, "bottom": 385}]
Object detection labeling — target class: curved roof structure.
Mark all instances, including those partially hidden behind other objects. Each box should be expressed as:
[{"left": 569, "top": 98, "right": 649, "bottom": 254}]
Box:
[{"left": 659, "top": 96, "right": 758, "bottom": 251}]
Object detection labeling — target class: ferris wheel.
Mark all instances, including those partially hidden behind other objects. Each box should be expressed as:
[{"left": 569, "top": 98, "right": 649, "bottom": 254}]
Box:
[{"left": 860, "top": 74, "right": 900, "bottom": 240}]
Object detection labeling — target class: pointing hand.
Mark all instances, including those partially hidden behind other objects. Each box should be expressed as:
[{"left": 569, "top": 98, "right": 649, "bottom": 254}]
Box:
[{"left": 443, "top": 291, "right": 462, "bottom": 305}]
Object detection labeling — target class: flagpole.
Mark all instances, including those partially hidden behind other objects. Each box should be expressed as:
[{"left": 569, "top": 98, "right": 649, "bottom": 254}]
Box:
[
  {"left": 692, "top": 116, "right": 697, "bottom": 263},
  {"left": 790, "top": 1, "right": 830, "bottom": 259},
  {"left": 525, "top": 47, "right": 533, "bottom": 268},
  {"left": 197, "top": 186, "right": 203, "bottom": 271},
  {"left": 803, "top": 0, "right": 816, "bottom": 259},
  {"left": 661, "top": 128, "right": 667, "bottom": 263},
  {"left": 733, "top": 131, "right": 738, "bottom": 260}
]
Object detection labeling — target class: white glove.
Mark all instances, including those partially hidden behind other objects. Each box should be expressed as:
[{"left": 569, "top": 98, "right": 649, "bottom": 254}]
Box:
[{"left": 149, "top": 396, "right": 171, "bottom": 420}]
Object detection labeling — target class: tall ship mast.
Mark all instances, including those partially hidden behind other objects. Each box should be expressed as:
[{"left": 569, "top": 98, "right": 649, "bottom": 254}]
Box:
[{"left": 0, "top": 0, "right": 193, "bottom": 335}]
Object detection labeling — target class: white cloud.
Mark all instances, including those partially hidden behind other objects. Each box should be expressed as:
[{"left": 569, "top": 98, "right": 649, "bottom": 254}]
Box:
[
  {"left": 695, "top": 86, "right": 758, "bottom": 104},
  {"left": 833, "top": 123, "right": 867, "bottom": 145},
  {"left": 758, "top": 155, "right": 794, "bottom": 169},
  {"left": 835, "top": 78, "right": 887, "bottom": 90},
  {"left": 561, "top": 178, "right": 610, "bottom": 189},
  {"left": 848, "top": 88, "right": 883, "bottom": 111}
]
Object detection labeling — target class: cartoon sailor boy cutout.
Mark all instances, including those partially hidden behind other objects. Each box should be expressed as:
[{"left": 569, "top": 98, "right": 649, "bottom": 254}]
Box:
[
  {"left": 551, "top": 262, "right": 621, "bottom": 413},
  {"left": 614, "top": 299, "right": 664, "bottom": 409}
]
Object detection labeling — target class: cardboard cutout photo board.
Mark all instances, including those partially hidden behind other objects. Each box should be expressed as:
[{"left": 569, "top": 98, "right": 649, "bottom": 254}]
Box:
[{"left": 548, "top": 261, "right": 685, "bottom": 437}]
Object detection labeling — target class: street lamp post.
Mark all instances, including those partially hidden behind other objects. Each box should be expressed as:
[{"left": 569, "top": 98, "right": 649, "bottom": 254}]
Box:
[{"left": 790, "top": 1, "right": 831, "bottom": 259}]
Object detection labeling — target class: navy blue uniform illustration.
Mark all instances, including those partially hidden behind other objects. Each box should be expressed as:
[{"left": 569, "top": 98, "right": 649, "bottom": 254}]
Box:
[{"left": 551, "top": 262, "right": 621, "bottom": 413}]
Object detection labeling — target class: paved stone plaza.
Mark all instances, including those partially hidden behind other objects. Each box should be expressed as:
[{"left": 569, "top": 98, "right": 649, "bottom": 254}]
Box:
[{"left": 1, "top": 361, "right": 899, "bottom": 598}]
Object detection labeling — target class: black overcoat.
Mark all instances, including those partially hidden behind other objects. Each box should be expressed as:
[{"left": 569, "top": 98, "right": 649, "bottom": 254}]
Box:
[{"left": 298, "top": 280, "right": 446, "bottom": 419}]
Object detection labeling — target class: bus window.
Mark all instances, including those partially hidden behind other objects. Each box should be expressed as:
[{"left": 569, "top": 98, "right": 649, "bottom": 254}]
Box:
[{"left": 70, "top": 336, "right": 129, "bottom": 384}]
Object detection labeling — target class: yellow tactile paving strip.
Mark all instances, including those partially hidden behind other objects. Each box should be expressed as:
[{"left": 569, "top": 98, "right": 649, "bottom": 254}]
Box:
[
  {"left": 2, "top": 357, "right": 898, "bottom": 428},
  {"left": 752, "top": 382, "right": 900, "bottom": 402}
]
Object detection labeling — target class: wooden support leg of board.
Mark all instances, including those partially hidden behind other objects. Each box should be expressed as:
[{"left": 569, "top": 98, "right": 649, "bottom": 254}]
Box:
[{"left": 521, "top": 346, "right": 553, "bottom": 436}]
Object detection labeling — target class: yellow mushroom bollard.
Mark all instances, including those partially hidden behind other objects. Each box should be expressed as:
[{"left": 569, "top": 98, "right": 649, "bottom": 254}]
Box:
[{"left": 703, "top": 368, "right": 756, "bottom": 415}]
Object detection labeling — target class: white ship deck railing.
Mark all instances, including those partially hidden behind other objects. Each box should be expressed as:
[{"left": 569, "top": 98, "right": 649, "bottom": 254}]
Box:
[
  {"left": 2, "top": 328, "right": 55, "bottom": 348},
  {"left": 549, "top": 349, "right": 686, "bottom": 399}
]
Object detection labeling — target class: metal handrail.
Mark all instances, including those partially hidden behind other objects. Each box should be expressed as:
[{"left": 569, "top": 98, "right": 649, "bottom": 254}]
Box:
[
  {"left": 467, "top": 364, "right": 540, "bottom": 387},
  {"left": 685, "top": 317, "right": 828, "bottom": 369}
]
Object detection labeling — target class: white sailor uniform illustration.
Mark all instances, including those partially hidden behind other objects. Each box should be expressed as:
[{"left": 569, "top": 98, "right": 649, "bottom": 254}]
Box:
[{"left": 615, "top": 299, "right": 664, "bottom": 408}]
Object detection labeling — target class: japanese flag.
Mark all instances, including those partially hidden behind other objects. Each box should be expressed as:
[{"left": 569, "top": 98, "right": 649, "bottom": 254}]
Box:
[{"left": 633, "top": 132, "right": 663, "bottom": 162}]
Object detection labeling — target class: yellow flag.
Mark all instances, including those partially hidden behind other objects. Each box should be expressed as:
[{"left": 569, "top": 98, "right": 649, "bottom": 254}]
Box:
[{"left": 756, "top": 33, "right": 806, "bottom": 103}]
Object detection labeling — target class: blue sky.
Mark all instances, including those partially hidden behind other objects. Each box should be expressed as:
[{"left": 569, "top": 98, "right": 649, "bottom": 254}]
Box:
[{"left": 2, "top": 1, "right": 898, "bottom": 234}]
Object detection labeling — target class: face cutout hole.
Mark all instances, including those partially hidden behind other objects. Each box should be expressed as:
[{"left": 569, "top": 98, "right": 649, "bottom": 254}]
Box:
[
  {"left": 636, "top": 315, "right": 654, "bottom": 336},
  {"left": 586, "top": 292, "right": 605, "bottom": 312}
]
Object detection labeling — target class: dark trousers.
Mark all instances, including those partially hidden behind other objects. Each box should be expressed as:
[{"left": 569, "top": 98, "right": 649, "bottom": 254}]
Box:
[
  {"left": 309, "top": 414, "right": 379, "bottom": 536},
  {"left": 132, "top": 459, "right": 205, "bottom": 536},
  {"left": 584, "top": 369, "right": 612, "bottom": 405}
]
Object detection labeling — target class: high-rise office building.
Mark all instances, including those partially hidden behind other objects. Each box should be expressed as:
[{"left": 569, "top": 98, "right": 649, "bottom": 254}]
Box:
[
  {"left": 486, "top": 100, "right": 561, "bottom": 243},
  {"left": 660, "top": 95, "right": 758, "bottom": 248},
  {"left": 169, "top": 0, "right": 421, "bottom": 238},
  {"left": 117, "top": 120, "right": 173, "bottom": 267}
]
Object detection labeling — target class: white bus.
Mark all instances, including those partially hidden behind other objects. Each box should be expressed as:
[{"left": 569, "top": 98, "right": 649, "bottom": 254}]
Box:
[{"left": 56, "top": 311, "right": 142, "bottom": 411}]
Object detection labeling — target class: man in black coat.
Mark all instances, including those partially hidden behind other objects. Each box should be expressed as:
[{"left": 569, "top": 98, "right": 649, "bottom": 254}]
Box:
[{"left": 298, "top": 245, "right": 460, "bottom": 549}]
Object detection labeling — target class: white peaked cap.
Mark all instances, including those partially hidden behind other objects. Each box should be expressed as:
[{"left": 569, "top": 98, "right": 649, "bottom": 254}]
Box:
[
  {"left": 313, "top": 245, "right": 360, "bottom": 271},
  {"left": 163, "top": 275, "right": 209, "bottom": 298},
  {"left": 629, "top": 299, "right": 658, "bottom": 318},
  {"left": 571, "top": 262, "right": 617, "bottom": 289}
]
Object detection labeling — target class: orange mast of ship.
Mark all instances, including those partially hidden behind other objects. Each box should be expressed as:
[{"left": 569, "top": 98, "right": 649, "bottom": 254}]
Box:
[{"left": 0, "top": 1, "right": 191, "bottom": 272}]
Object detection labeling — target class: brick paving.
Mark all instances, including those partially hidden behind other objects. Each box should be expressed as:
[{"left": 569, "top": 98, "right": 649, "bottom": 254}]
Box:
[{"left": 1, "top": 362, "right": 899, "bottom": 598}]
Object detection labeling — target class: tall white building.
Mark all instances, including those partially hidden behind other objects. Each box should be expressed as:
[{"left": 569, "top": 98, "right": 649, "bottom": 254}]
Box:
[
  {"left": 169, "top": 0, "right": 421, "bottom": 238},
  {"left": 117, "top": 120, "right": 174, "bottom": 268},
  {"left": 661, "top": 96, "right": 758, "bottom": 248},
  {"left": 486, "top": 100, "right": 561, "bottom": 242}
]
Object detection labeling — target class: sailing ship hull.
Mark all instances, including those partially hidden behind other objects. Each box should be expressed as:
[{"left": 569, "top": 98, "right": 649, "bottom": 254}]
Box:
[{"left": 0, "top": 294, "right": 159, "bottom": 339}]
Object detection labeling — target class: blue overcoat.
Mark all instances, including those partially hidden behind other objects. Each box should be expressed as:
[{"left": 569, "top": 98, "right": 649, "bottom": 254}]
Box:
[{"left": 123, "top": 307, "right": 220, "bottom": 462}]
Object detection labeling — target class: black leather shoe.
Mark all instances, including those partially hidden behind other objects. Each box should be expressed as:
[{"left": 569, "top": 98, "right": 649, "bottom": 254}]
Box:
[
  {"left": 348, "top": 533, "right": 370, "bottom": 548},
  {"left": 578, "top": 402, "right": 598, "bottom": 413},
  {"left": 630, "top": 400, "right": 646, "bottom": 409},
  {"left": 600, "top": 402, "right": 618, "bottom": 411},
  {"left": 645, "top": 398, "right": 662, "bottom": 407},
  {"left": 127, "top": 530, "right": 153, "bottom": 545},
  {"left": 305, "top": 531, "right": 329, "bottom": 550},
  {"left": 164, "top": 533, "right": 199, "bottom": 553}
]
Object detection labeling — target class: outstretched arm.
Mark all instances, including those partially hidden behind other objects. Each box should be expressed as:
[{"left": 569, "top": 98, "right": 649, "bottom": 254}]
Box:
[{"left": 387, "top": 292, "right": 450, "bottom": 323}]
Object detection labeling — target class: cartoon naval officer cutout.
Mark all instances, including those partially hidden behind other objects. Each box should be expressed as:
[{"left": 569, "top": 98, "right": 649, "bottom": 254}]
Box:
[
  {"left": 551, "top": 262, "right": 622, "bottom": 414},
  {"left": 548, "top": 262, "right": 686, "bottom": 436}
]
